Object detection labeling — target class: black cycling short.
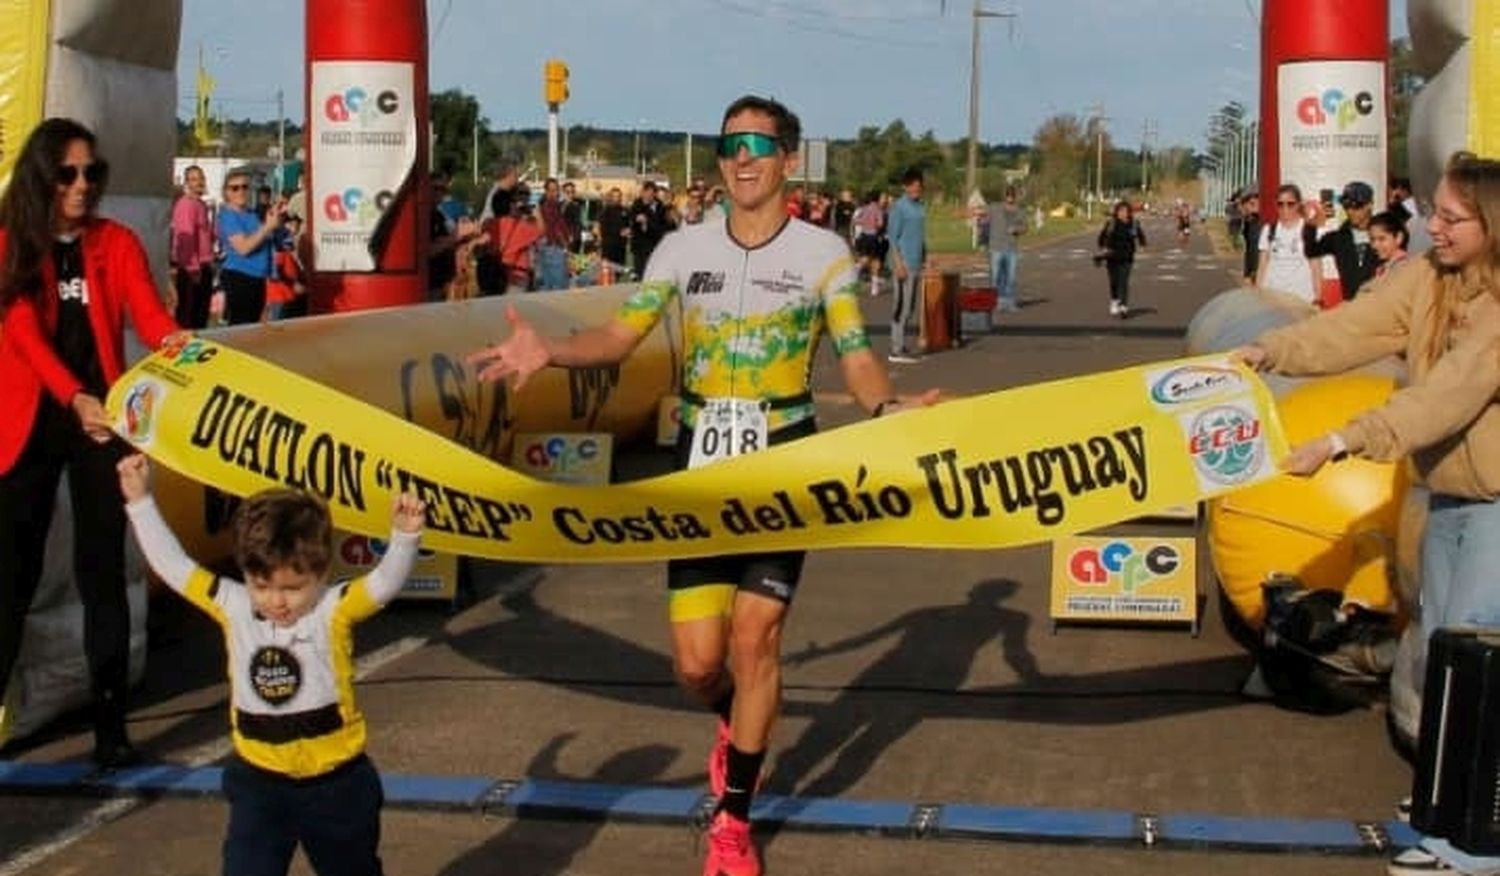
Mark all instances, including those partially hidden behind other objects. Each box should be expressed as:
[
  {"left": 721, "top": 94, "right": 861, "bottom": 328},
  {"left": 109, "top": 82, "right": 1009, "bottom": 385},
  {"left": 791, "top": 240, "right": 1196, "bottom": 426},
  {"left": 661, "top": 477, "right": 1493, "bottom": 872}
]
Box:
[{"left": 666, "top": 416, "right": 816, "bottom": 613}]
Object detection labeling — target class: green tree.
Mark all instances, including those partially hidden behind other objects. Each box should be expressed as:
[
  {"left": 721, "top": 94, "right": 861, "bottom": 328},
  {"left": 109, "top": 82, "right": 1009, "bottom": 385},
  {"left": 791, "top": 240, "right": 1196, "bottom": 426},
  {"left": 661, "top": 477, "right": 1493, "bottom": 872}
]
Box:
[
  {"left": 1204, "top": 100, "right": 1248, "bottom": 166},
  {"left": 429, "top": 89, "right": 496, "bottom": 188},
  {"left": 1029, "top": 113, "right": 1089, "bottom": 207},
  {"left": 1388, "top": 36, "right": 1423, "bottom": 178}
]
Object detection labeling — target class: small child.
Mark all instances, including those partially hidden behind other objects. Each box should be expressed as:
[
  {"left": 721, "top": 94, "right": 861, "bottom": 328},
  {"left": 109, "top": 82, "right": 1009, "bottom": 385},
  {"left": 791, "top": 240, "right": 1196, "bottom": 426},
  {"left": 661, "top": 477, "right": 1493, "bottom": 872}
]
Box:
[{"left": 117, "top": 454, "right": 425, "bottom": 876}]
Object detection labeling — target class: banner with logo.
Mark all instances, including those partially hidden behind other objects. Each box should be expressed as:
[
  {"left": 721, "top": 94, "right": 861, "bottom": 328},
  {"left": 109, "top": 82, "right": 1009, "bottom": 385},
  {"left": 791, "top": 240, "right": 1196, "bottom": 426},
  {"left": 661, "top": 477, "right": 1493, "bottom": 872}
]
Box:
[
  {"left": 329, "top": 531, "right": 458, "bottom": 601},
  {"left": 1050, "top": 536, "right": 1198, "bottom": 625},
  {"left": 1277, "top": 60, "right": 1388, "bottom": 211},
  {"left": 0, "top": 0, "right": 50, "bottom": 194},
  {"left": 512, "top": 433, "right": 615, "bottom": 486},
  {"left": 309, "top": 61, "right": 417, "bottom": 271},
  {"left": 109, "top": 341, "right": 1289, "bottom": 564}
]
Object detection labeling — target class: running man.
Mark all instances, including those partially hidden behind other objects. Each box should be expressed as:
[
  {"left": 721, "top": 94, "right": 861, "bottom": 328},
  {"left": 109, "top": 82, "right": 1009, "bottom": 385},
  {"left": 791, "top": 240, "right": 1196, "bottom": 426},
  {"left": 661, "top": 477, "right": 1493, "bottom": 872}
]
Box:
[{"left": 466, "top": 94, "right": 937, "bottom": 876}]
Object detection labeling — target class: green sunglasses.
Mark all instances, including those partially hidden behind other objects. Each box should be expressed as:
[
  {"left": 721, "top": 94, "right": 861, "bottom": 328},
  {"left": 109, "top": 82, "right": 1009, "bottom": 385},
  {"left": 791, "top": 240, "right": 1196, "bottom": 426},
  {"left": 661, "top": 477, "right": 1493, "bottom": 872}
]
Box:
[{"left": 717, "top": 131, "right": 781, "bottom": 159}]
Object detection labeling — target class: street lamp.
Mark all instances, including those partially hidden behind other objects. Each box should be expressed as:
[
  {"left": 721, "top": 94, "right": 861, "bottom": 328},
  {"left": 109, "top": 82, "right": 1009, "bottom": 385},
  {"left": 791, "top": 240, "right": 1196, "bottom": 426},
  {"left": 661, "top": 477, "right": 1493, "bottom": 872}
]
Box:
[{"left": 964, "top": 1, "right": 1017, "bottom": 201}]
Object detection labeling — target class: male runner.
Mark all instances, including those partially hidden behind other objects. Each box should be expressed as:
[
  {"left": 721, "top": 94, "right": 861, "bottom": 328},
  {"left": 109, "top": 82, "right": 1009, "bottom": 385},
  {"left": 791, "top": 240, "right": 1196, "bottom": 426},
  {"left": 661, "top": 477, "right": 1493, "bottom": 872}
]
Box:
[{"left": 467, "top": 94, "right": 937, "bottom": 875}]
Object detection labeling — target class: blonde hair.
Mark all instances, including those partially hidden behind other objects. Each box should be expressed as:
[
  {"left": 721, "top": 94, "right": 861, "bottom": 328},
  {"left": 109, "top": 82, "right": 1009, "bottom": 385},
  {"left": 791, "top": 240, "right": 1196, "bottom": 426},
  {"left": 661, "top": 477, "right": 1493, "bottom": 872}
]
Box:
[{"left": 1421, "top": 151, "right": 1500, "bottom": 366}]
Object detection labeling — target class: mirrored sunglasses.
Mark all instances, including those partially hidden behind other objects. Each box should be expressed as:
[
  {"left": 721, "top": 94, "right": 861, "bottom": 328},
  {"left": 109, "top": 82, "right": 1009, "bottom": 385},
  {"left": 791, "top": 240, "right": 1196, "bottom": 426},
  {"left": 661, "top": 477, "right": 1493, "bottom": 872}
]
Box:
[{"left": 717, "top": 131, "right": 780, "bottom": 159}]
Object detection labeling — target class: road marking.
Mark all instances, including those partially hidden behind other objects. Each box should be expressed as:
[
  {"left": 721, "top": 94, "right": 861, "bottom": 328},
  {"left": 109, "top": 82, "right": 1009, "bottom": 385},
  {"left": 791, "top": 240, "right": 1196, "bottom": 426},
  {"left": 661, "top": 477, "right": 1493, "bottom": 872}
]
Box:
[{"left": 0, "top": 636, "right": 430, "bottom": 875}]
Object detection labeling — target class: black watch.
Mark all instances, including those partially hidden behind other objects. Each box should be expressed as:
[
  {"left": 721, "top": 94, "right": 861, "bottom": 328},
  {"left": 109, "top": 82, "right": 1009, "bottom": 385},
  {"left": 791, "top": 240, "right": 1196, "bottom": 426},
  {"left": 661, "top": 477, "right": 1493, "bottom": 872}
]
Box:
[{"left": 872, "top": 398, "right": 900, "bottom": 418}]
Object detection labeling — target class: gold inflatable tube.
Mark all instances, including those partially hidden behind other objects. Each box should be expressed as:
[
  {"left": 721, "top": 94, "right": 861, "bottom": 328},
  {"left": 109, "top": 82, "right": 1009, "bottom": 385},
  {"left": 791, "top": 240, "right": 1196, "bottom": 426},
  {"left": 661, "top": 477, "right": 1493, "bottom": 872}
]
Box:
[{"left": 153, "top": 286, "right": 681, "bottom": 564}]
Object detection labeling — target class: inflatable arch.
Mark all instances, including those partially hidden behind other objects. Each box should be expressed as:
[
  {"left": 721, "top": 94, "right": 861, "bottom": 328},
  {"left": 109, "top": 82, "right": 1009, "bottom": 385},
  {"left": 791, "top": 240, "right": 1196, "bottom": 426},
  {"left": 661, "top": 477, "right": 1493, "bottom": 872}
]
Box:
[
  {"left": 0, "top": 0, "right": 680, "bottom": 745},
  {"left": 1199, "top": 0, "right": 1500, "bottom": 737},
  {"left": 0, "top": 0, "right": 182, "bottom": 743}
]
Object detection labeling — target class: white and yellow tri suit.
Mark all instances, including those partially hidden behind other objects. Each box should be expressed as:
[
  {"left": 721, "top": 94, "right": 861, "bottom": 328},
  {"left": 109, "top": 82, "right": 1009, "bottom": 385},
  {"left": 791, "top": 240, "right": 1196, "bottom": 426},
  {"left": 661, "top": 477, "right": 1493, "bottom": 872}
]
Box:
[
  {"left": 614, "top": 217, "right": 871, "bottom": 620},
  {"left": 125, "top": 497, "right": 417, "bottom": 779}
]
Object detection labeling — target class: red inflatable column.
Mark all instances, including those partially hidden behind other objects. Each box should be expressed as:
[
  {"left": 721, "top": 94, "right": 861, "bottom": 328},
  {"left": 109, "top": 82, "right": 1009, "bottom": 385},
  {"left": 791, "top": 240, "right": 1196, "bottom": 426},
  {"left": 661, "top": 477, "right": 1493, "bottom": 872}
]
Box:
[
  {"left": 1259, "top": 0, "right": 1389, "bottom": 222},
  {"left": 306, "top": 0, "right": 429, "bottom": 313}
]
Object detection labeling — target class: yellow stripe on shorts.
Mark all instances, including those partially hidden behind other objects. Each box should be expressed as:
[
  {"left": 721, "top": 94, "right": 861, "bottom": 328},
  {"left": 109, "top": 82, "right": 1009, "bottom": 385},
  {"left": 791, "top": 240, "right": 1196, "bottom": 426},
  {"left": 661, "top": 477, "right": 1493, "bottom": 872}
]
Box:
[{"left": 668, "top": 583, "right": 737, "bottom": 622}]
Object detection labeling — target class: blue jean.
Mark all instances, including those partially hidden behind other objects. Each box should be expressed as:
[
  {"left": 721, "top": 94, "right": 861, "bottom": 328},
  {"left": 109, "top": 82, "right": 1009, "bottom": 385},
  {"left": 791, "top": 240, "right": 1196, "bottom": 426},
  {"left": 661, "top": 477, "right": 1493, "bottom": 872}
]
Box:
[
  {"left": 536, "top": 244, "right": 568, "bottom": 291},
  {"left": 989, "top": 249, "right": 1018, "bottom": 308},
  {"left": 1415, "top": 494, "right": 1500, "bottom": 872}
]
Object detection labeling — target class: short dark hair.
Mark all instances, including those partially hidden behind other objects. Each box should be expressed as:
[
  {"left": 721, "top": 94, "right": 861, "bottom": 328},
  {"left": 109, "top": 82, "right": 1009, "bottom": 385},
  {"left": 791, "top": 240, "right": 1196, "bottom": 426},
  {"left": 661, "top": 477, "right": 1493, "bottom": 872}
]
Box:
[
  {"left": 233, "top": 489, "right": 333, "bottom": 581},
  {"left": 902, "top": 167, "right": 923, "bottom": 186},
  {"left": 721, "top": 95, "right": 801, "bottom": 153}
]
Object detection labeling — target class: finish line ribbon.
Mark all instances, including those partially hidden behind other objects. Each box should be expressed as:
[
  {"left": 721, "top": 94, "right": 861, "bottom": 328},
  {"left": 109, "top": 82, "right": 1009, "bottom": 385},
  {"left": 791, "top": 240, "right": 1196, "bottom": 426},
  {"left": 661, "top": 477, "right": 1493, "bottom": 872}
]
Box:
[{"left": 107, "top": 340, "right": 1289, "bottom": 563}]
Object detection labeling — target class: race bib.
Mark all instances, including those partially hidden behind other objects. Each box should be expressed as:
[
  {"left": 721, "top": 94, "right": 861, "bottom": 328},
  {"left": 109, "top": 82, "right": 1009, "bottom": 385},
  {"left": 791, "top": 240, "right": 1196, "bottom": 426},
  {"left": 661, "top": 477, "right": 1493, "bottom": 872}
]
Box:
[{"left": 687, "top": 398, "right": 768, "bottom": 469}]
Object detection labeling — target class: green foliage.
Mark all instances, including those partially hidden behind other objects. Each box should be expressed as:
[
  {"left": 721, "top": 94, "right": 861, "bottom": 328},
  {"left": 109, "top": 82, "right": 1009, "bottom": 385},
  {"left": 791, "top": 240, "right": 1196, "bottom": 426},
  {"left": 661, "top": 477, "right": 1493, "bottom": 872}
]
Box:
[
  {"left": 1388, "top": 36, "right": 1422, "bottom": 178},
  {"left": 174, "top": 88, "right": 1208, "bottom": 214},
  {"left": 1029, "top": 113, "right": 1088, "bottom": 207}
]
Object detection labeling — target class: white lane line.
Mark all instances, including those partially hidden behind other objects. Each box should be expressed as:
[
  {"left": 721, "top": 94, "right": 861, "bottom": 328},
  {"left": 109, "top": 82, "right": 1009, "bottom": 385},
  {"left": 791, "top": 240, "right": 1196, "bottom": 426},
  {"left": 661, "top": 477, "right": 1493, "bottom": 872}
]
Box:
[{"left": 0, "top": 636, "right": 429, "bottom": 875}]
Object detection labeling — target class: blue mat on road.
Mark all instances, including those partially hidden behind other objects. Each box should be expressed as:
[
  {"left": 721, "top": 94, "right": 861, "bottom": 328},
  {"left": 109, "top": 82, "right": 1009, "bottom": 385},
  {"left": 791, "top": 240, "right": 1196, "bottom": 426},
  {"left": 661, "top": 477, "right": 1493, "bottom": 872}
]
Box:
[{"left": 0, "top": 760, "right": 1421, "bottom": 856}]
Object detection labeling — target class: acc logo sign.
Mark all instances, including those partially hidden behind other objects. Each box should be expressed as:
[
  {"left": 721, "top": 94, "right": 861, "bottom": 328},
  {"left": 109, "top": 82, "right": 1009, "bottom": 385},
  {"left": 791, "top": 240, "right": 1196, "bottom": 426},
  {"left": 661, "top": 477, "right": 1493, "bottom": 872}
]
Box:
[
  {"left": 122, "top": 380, "right": 161, "bottom": 444},
  {"left": 1187, "top": 405, "right": 1263, "bottom": 485},
  {"left": 1296, "top": 88, "right": 1376, "bottom": 130},
  {"left": 159, "top": 336, "right": 218, "bottom": 368},
  {"left": 1068, "top": 540, "right": 1181, "bottom": 593},
  {"left": 1147, "top": 364, "right": 1245, "bottom": 408},
  {"left": 339, "top": 534, "right": 435, "bottom": 566},
  {"left": 323, "top": 86, "right": 400, "bottom": 125},
  {"left": 323, "top": 188, "right": 394, "bottom": 224},
  {"left": 525, "top": 436, "right": 601, "bottom": 473}
]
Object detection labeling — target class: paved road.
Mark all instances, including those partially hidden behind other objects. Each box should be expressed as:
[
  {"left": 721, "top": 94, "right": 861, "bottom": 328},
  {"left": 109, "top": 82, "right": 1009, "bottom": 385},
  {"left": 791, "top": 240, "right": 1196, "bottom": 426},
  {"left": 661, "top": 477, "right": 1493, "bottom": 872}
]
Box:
[{"left": 0, "top": 218, "right": 1410, "bottom": 875}]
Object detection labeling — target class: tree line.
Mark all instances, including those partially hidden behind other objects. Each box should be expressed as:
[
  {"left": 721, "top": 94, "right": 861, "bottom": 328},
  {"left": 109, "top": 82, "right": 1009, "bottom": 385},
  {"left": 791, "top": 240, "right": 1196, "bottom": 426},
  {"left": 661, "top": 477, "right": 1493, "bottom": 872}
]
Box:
[{"left": 179, "top": 88, "right": 1203, "bottom": 210}]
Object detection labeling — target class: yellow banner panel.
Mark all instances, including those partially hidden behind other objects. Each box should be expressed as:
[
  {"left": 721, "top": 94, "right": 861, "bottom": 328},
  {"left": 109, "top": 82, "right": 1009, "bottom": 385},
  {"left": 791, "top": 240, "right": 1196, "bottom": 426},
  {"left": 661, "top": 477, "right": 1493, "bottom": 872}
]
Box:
[
  {"left": 0, "top": 0, "right": 51, "bottom": 193},
  {"left": 1472, "top": 0, "right": 1500, "bottom": 158}
]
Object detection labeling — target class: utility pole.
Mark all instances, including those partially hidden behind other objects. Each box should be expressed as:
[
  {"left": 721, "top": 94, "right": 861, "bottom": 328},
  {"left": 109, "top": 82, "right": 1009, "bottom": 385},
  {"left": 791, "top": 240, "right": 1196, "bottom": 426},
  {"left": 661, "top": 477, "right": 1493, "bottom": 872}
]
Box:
[
  {"left": 964, "top": 0, "right": 1017, "bottom": 202},
  {"left": 1140, "top": 118, "right": 1155, "bottom": 195},
  {"left": 275, "top": 88, "right": 285, "bottom": 196},
  {"left": 471, "top": 117, "right": 479, "bottom": 185},
  {"left": 685, "top": 133, "right": 693, "bottom": 191},
  {"left": 1090, "top": 102, "right": 1108, "bottom": 212}
]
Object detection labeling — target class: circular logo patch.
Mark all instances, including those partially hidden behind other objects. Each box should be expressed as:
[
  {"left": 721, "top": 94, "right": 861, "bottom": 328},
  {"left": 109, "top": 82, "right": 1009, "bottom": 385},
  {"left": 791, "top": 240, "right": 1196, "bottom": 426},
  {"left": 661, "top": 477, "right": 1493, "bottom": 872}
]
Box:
[
  {"left": 1187, "top": 405, "right": 1264, "bottom": 485},
  {"left": 249, "top": 646, "right": 302, "bottom": 706}
]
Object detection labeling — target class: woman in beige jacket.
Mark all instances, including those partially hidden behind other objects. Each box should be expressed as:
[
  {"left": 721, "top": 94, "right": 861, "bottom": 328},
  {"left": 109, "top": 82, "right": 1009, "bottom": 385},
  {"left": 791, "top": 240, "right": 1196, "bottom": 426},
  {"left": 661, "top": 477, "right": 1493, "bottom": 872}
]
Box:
[{"left": 1239, "top": 152, "right": 1500, "bottom": 876}]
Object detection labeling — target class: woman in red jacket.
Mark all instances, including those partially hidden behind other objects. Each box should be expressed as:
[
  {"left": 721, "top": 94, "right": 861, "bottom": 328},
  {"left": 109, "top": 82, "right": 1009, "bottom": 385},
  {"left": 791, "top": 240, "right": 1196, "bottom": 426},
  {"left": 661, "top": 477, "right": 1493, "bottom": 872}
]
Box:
[{"left": 0, "top": 118, "right": 184, "bottom": 765}]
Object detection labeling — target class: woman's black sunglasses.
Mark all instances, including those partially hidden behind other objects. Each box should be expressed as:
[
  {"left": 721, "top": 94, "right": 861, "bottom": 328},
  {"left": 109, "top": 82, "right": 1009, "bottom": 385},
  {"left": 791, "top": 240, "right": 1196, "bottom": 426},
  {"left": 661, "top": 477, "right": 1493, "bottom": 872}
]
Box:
[{"left": 56, "top": 160, "right": 108, "bottom": 186}]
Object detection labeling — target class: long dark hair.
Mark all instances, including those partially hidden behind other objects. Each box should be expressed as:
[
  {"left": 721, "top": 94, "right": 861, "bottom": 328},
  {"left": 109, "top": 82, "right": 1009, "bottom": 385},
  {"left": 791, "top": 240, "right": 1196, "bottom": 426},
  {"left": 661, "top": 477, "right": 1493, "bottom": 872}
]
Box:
[{"left": 0, "top": 118, "right": 104, "bottom": 308}]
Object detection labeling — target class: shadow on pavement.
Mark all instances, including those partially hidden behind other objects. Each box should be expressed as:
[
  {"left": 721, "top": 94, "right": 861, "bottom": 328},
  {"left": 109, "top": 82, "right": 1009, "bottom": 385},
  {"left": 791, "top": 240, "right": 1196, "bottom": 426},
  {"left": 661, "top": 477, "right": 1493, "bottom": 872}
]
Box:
[
  {"left": 431, "top": 578, "right": 1252, "bottom": 767},
  {"left": 768, "top": 579, "right": 1037, "bottom": 801},
  {"left": 436, "top": 733, "right": 687, "bottom": 876}
]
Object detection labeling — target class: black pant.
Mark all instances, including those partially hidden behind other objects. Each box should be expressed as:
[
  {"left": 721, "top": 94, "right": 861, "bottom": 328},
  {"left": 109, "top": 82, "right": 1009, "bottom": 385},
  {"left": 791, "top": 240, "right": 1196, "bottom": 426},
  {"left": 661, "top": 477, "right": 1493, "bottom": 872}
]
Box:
[
  {"left": 1106, "top": 260, "right": 1133, "bottom": 306},
  {"left": 174, "top": 265, "right": 215, "bottom": 330},
  {"left": 0, "top": 401, "right": 131, "bottom": 743},
  {"left": 220, "top": 268, "right": 267, "bottom": 326},
  {"left": 222, "top": 754, "right": 384, "bottom": 876}
]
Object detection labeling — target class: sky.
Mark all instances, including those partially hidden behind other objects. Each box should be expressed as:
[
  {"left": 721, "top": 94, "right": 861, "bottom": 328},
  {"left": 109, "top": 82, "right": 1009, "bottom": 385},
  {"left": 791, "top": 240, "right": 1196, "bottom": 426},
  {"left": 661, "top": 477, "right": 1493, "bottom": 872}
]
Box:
[{"left": 180, "top": 0, "right": 1409, "bottom": 151}]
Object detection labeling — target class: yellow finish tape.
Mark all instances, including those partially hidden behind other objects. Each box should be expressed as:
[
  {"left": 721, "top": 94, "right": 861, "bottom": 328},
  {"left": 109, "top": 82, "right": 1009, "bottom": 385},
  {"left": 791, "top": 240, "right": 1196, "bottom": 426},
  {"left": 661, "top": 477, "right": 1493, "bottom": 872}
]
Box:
[{"left": 108, "top": 339, "right": 1288, "bottom": 563}]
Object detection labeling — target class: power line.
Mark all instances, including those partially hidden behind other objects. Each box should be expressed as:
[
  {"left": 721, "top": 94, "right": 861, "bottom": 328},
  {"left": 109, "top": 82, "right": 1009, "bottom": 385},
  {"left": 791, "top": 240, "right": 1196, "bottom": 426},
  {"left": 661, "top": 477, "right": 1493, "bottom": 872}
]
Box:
[{"left": 703, "top": 0, "right": 947, "bottom": 49}]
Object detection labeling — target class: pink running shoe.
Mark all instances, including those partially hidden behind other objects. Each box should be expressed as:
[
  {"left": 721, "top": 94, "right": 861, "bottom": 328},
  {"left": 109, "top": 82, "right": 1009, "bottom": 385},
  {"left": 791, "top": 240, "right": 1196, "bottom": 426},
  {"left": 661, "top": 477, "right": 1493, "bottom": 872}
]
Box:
[{"left": 702, "top": 810, "right": 760, "bottom": 876}]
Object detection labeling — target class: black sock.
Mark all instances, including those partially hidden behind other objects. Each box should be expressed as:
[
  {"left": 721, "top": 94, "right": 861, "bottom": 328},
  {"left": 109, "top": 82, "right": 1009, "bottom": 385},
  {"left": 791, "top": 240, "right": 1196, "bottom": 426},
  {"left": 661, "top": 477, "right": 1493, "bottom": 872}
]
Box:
[
  {"left": 722, "top": 744, "right": 765, "bottom": 821},
  {"left": 711, "top": 689, "right": 734, "bottom": 724}
]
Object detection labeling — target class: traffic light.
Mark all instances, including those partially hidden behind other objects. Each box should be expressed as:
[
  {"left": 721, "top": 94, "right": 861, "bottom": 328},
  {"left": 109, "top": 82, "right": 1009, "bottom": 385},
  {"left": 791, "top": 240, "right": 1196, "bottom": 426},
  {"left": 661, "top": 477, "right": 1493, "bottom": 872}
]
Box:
[{"left": 544, "top": 59, "right": 569, "bottom": 105}]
